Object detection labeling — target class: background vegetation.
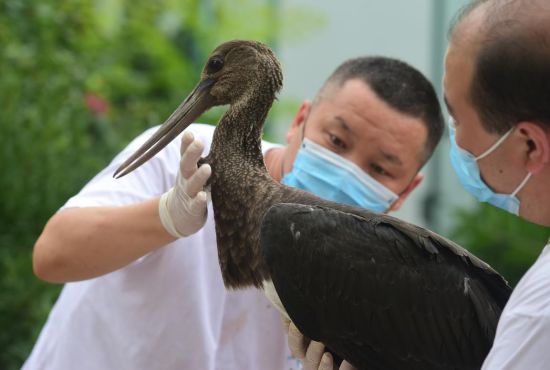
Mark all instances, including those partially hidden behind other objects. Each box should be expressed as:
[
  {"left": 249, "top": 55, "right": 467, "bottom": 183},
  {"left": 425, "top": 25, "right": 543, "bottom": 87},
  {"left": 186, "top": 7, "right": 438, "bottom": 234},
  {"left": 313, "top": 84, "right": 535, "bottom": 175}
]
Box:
[
  {"left": 449, "top": 203, "right": 548, "bottom": 286},
  {"left": 0, "top": 1, "right": 547, "bottom": 369}
]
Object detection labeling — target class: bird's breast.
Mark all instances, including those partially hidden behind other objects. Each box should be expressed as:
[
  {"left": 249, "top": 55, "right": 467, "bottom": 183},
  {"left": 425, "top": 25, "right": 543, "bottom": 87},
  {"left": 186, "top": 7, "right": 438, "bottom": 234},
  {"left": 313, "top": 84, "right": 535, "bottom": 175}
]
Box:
[{"left": 208, "top": 167, "right": 274, "bottom": 288}]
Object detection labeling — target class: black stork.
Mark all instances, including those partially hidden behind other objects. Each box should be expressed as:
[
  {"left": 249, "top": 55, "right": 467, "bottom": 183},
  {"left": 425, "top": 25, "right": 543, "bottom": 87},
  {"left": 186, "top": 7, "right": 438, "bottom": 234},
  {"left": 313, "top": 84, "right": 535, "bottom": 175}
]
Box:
[{"left": 113, "top": 40, "right": 511, "bottom": 370}]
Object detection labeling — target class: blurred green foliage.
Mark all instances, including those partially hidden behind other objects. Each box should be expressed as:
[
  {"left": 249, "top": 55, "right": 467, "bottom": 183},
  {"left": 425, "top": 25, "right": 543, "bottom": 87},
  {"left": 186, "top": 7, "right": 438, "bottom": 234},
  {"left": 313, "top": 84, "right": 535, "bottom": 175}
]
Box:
[
  {"left": 0, "top": 0, "right": 323, "bottom": 368},
  {"left": 450, "top": 203, "right": 549, "bottom": 287}
]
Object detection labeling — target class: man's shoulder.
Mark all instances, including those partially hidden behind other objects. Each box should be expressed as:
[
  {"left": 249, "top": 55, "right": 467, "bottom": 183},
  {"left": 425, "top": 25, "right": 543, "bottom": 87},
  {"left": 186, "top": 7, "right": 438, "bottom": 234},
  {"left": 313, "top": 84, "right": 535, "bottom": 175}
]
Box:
[
  {"left": 481, "top": 247, "right": 550, "bottom": 369},
  {"left": 184, "top": 123, "right": 216, "bottom": 141},
  {"left": 501, "top": 244, "right": 550, "bottom": 318},
  {"left": 138, "top": 123, "right": 215, "bottom": 151},
  {"left": 116, "top": 123, "right": 216, "bottom": 170}
]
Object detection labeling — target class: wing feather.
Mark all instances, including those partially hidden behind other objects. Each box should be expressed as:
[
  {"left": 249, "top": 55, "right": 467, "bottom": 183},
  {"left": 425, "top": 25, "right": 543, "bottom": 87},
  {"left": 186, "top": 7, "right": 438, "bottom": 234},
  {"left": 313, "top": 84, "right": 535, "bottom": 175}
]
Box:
[{"left": 261, "top": 203, "right": 511, "bottom": 370}]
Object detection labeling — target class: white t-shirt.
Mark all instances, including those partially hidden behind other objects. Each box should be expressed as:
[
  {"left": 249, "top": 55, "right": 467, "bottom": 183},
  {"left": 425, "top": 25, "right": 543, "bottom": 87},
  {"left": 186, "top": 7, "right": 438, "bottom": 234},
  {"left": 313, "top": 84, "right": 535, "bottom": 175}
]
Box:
[
  {"left": 23, "top": 124, "right": 301, "bottom": 370},
  {"left": 482, "top": 242, "right": 550, "bottom": 369}
]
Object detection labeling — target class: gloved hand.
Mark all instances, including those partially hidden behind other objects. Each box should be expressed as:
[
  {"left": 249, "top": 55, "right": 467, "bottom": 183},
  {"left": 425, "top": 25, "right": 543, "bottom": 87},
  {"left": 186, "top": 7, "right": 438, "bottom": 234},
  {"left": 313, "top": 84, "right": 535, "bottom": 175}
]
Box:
[
  {"left": 283, "top": 317, "right": 357, "bottom": 370},
  {"left": 159, "top": 131, "right": 211, "bottom": 238}
]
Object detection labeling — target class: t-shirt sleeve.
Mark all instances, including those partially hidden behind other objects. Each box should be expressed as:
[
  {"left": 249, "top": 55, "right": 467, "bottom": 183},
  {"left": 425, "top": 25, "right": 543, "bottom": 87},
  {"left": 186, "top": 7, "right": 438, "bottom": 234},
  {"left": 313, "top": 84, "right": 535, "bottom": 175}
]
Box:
[
  {"left": 62, "top": 127, "right": 182, "bottom": 210},
  {"left": 482, "top": 244, "right": 550, "bottom": 370},
  {"left": 481, "top": 313, "right": 550, "bottom": 369}
]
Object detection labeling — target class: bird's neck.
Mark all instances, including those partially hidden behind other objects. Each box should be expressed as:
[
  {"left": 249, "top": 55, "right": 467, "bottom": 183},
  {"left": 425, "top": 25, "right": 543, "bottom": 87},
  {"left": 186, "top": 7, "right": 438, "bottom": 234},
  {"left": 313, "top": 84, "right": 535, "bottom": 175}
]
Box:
[
  {"left": 211, "top": 89, "right": 275, "bottom": 165},
  {"left": 207, "top": 87, "right": 279, "bottom": 289}
]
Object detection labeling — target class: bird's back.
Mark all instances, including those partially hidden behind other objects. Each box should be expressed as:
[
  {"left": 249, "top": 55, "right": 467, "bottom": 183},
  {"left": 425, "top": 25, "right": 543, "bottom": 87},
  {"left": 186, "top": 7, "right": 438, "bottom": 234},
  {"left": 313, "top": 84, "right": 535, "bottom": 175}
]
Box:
[{"left": 260, "top": 203, "right": 511, "bottom": 370}]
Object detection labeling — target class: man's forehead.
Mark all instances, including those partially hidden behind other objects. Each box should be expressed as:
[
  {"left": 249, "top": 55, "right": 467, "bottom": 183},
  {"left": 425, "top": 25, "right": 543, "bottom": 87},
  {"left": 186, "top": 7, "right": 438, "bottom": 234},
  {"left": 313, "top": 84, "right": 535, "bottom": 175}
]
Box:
[
  {"left": 309, "top": 76, "right": 429, "bottom": 160},
  {"left": 316, "top": 103, "right": 427, "bottom": 167}
]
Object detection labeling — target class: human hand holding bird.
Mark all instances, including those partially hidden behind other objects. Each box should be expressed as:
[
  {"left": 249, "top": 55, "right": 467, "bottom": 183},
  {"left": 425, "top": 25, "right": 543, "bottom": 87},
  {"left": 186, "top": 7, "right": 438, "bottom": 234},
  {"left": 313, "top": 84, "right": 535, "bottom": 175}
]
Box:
[
  {"left": 283, "top": 317, "right": 356, "bottom": 370},
  {"left": 159, "top": 132, "right": 211, "bottom": 238}
]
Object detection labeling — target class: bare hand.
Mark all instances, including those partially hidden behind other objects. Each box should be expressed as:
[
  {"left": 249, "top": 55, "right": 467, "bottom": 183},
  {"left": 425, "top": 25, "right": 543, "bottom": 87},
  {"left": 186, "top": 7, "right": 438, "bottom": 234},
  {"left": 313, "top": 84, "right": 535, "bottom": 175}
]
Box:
[{"left": 283, "top": 317, "right": 357, "bottom": 370}]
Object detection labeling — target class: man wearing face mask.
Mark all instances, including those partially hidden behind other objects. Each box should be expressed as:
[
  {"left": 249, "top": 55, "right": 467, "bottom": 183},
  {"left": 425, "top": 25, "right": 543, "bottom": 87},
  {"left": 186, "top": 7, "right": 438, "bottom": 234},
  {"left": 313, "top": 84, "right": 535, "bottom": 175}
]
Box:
[
  {"left": 445, "top": 0, "right": 550, "bottom": 369},
  {"left": 27, "top": 56, "right": 443, "bottom": 370}
]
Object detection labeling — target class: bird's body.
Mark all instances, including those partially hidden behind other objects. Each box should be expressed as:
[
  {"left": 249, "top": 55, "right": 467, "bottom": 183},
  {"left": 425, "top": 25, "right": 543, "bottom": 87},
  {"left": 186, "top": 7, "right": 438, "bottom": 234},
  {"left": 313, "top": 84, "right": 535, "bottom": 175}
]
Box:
[
  {"left": 262, "top": 203, "right": 509, "bottom": 370},
  {"left": 115, "top": 40, "right": 511, "bottom": 370}
]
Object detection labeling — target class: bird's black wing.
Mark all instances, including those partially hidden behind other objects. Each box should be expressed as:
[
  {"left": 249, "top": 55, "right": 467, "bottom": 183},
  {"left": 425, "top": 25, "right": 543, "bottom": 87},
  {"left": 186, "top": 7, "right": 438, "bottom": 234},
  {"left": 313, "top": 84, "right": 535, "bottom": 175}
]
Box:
[{"left": 260, "top": 203, "right": 511, "bottom": 370}]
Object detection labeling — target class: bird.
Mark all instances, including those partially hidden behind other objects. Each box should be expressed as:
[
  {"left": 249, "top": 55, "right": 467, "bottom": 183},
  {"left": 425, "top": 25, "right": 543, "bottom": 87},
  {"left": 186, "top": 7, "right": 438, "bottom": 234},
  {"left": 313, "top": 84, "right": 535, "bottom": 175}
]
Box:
[{"left": 113, "top": 40, "right": 511, "bottom": 370}]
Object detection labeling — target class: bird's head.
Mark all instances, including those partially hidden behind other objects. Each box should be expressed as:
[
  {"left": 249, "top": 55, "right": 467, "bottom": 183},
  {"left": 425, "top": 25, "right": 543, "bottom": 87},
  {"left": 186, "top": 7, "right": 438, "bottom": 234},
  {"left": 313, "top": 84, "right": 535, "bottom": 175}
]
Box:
[
  {"left": 205, "top": 40, "right": 283, "bottom": 106},
  {"left": 114, "top": 40, "right": 283, "bottom": 178}
]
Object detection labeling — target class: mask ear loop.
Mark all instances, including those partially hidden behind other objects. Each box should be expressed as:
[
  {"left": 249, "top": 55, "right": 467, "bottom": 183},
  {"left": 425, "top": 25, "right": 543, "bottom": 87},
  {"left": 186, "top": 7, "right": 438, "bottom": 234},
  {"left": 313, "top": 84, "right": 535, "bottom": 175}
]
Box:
[
  {"left": 511, "top": 172, "right": 532, "bottom": 197},
  {"left": 475, "top": 127, "right": 514, "bottom": 161},
  {"left": 474, "top": 126, "right": 532, "bottom": 199}
]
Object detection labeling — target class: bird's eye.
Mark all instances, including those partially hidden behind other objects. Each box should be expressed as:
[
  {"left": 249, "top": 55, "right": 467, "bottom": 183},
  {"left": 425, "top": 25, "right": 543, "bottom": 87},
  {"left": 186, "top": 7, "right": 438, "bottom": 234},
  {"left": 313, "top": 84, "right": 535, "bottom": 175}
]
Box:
[{"left": 207, "top": 57, "right": 224, "bottom": 74}]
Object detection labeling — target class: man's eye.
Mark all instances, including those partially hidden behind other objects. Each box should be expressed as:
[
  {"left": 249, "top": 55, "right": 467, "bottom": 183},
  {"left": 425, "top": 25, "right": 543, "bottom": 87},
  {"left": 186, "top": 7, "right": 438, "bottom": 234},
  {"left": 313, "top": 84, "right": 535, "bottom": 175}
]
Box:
[
  {"left": 372, "top": 163, "right": 389, "bottom": 176},
  {"left": 329, "top": 134, "right": 346, "bottom": 149}
]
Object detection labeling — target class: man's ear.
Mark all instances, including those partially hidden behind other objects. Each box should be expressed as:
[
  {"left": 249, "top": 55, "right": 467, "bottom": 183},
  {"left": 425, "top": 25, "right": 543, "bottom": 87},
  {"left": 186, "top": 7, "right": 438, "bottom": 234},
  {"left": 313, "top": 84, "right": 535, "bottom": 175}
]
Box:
[
  {"left": 518, "top": 121, "right": 550, "bottom": 174},
  {"left": 286, "top": 100, "right": 311, "bottom": 144},
  {"left": 387, "top": 173, "right": 424, "bottom": 212}
]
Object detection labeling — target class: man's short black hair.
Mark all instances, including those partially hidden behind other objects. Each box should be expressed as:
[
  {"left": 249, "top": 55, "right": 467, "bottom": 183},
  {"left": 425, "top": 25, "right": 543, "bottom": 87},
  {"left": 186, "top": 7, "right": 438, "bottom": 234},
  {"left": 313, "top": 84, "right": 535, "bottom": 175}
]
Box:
[
  {"left": 451, "top": 0, "right": 550, "bottom": 134},
  {"left": 317, "top": 56, "right": 444, "bottom": 164}
]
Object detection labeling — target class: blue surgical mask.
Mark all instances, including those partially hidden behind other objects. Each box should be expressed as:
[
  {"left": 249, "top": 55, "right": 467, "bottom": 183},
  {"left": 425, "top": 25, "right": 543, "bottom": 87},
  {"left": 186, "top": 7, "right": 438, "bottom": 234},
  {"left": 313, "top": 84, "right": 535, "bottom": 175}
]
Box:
[
  {"left": 448, "top": 118, "right": 532, "bottom": 215},
  {"left": 282, "top": 138, "right": 399, "bottom": 212}
]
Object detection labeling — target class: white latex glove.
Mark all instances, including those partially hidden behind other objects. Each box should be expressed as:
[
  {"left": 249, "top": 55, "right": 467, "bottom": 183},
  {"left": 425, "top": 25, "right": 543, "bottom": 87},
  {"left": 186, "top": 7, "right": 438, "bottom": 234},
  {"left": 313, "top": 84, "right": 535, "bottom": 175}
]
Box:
[
  {"left": 283, "top": 318, "right": 357, "bottom": 370},
  {"left": 159, "top": 131, "right": 211, "bottom": 238}
]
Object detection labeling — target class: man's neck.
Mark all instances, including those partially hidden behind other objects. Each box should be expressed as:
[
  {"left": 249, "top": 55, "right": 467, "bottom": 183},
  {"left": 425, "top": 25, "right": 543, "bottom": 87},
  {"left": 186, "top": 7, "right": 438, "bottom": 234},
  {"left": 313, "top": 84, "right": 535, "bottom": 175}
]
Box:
[{"left": 264, "top": 147, "right": 285, "bottom": 183}]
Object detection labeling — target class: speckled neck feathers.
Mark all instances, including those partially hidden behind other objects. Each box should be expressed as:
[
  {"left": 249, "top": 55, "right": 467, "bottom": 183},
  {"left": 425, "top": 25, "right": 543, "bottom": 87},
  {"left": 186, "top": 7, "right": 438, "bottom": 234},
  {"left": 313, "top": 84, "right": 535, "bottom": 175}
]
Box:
[{"left": 203, "top": 59, "right": 285, "bottom": 289}]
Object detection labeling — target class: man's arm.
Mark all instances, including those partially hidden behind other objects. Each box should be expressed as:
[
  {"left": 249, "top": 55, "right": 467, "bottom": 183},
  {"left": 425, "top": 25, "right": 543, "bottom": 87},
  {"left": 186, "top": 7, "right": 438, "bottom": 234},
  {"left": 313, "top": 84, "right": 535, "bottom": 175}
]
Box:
[
  {"left": 33, "top": 132, "right": 210, "bottom": 283},
  {"left": 482, "top": 243, "right": 550, "bottom": 369},
  {"left": 33, "top": 198, "right": 174, "bottom": 282}
]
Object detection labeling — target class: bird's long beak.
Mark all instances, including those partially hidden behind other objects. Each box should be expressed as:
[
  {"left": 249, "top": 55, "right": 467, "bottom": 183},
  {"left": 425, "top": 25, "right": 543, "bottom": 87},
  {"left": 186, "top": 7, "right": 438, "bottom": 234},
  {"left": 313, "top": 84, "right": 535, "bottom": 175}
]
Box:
[{"left": 114, "top": 78, "right": 215, "bottom": 178}]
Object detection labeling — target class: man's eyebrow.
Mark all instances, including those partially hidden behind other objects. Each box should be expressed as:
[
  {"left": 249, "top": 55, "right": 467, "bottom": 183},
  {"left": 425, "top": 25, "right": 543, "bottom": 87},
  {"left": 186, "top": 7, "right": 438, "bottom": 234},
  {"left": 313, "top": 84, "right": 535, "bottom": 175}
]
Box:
[
  {"left": 380, "top": 150, "right": 403, "bottom": 166},
  {"left": 334, "top": 115, "right": 402, "bottom": 165},
  {"left": 334, "top": 116, "right": 354, "bottom": 134},
  {"left": 443, "top": 95, "right": 454, "bottom": 116}
]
